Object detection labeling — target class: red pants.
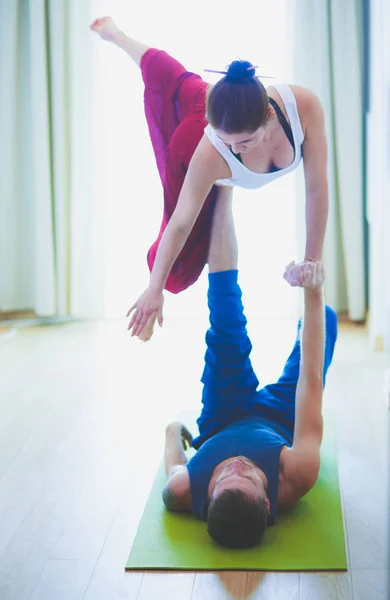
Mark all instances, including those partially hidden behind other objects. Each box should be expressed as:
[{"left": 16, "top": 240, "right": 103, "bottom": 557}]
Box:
[{"left": 141, "top": 49, "right": 218, "bottom": 294}]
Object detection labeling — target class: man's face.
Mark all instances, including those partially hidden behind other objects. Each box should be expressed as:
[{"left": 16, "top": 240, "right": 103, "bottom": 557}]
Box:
[{"left": 211, "top": 456, "right": 270, "bottom": 511}]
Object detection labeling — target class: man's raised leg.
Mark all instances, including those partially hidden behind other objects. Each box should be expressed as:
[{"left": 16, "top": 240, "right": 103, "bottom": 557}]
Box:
[
  {"left": 192, "top": 189, "right": 259, "bottom": 448},
  {"left": 207, "top": 188, "right": 238, "bottom": 274}
]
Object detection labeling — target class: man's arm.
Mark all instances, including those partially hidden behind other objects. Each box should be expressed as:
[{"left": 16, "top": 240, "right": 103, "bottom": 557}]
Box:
[
  {"left": 162, "top": 422, "right": 192, "bottom": 512},
  {"left": 294, "top": 287, "right": 325, "bottom": 438},
  {"left": 283, "top": 273, "right": 326, "bottom": 496},
  {"left": 164, "top": 421, "right": 191, "bottom": 476}
]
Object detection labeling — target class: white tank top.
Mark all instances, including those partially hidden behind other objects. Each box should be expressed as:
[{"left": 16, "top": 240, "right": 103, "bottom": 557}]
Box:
[{"left": 204, "top": 84, "right": 305, "bottom": 189}]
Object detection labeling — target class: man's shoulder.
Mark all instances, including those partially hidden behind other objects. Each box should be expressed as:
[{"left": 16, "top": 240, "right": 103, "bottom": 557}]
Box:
[
  {"left": 163, "top": 466, "right": 191, "bottom": 512},
  {"left": 278, "top": 443, "right": 320, "bottom": 507}
]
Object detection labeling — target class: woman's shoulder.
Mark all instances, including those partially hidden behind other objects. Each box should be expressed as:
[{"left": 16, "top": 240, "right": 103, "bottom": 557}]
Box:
[
  {"left": 287, "top": 85, "right": 325, "bottom": 136},
  {"left": 287, "top": 85, "right": 323, "bottom": 110},
  {"left": 189, "top": 132, "right": 232, "bottom": 183}
]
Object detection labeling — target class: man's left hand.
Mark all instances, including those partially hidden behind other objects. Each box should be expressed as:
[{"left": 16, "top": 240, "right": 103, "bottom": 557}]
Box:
[
  {"left": 165, "top": 421, "right": 193, "bottom": 450},
  {"left": 283, "top": 260, "right": 326, "bottom": 291}
]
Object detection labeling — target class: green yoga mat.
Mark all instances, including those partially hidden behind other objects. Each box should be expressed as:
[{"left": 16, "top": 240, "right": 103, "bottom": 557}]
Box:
[{"left": 126, "top": 413, "right": 347, "bottom": 571}]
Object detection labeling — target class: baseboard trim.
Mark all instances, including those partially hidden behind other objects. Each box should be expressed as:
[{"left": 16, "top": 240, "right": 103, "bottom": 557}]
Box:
[{"left": 374, "top": 335, "right": 385, "bottom": 351}]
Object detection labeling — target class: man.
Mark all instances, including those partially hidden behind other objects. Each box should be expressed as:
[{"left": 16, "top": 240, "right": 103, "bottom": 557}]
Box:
[{"left": 162, "top": 189, "right": 337, "bottom": 549}]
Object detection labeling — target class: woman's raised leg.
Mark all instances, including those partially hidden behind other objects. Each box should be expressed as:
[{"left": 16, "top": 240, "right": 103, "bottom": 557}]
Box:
[{"left": 90, "top": 16, "right": 151, "bottom": 67}]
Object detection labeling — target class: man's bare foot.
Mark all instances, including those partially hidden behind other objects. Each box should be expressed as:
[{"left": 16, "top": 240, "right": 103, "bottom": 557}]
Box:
[
  {"left": 90, "top": 16, "right": 120, "bottom": 42},
  {"left": 138, "top": 312, "right": 157, "bottom": 342}
]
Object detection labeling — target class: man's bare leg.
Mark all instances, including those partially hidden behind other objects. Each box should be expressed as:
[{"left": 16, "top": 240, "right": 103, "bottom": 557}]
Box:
[
  {"left": 208, "top": 187, "right": 237, "bottom": 274},
  {"left": 90, "top": 16, "right": 151, "bottom": 67}
]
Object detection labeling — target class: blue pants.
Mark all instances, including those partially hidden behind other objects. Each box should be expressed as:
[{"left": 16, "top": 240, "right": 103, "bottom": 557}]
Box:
[{"left": 193, "top": 270, "right": 338, "bottom": 449}]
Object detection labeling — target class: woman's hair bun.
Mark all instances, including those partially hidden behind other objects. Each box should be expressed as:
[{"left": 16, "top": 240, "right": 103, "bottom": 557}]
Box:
[{"left": 225, "top": 60, "right": 256, "bottom": 83}]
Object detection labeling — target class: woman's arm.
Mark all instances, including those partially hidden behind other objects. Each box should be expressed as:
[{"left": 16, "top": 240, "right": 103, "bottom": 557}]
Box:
[
  {"left": 293, "top": 87, "right": 329, "bottom": 262},
  {"left": 128, "top": 136, "right": 221, "bottom": 337},
  {"left": 148, "top": 139, "right": 217, "bottom": 292}
]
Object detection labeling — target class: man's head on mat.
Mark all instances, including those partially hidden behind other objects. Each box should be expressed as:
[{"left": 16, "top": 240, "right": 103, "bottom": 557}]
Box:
[
  {"left": 207, "top": 456, "right": 270, "bottom": 549},
  {"left": 206, "top": 59, "right": 273, "bottom": 156}
]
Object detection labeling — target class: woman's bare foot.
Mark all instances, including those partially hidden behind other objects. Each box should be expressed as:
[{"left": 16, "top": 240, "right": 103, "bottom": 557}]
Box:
[
  {"left": 138, "top": 312, "right": 158, "bottom": 342},
  {"left": 90, "top": 16, "right": 150, "bottom": 67},
  {"left": 90, "top": 16, "right": 120, "bottom": 42}
]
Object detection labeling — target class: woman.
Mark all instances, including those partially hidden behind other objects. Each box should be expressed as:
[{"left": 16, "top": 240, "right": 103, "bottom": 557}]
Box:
[{"left": 90, "top": 17, "right": 328, "bottom": 340}]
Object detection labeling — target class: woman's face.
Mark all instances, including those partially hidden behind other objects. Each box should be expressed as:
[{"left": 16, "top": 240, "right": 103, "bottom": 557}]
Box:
[{"left": 215, "top": 125, "right": 268, "bottom": 155}]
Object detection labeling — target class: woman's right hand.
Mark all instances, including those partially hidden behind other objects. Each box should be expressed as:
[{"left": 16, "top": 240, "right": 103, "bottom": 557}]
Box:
[
  {"left": 90, "top": 16, "right": 120, "bottom": 41},
  {"left": 127, "top": 286, "right": 164, "bottom": 338},
  {"left": 283, "top": 260, "right": 326, "bottom": 291}
]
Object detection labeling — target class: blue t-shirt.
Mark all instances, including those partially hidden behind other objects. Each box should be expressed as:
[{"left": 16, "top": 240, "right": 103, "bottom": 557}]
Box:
[{"left": 186, "top": 417, "right": 291, "bottom": 525}]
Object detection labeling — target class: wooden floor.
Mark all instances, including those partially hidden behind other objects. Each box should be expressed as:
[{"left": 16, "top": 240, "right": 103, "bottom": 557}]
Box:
[{"left": 0, "top": 317, "right": 388, "bottom": 600}]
